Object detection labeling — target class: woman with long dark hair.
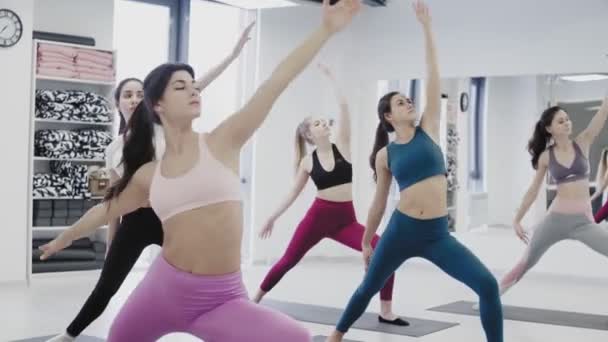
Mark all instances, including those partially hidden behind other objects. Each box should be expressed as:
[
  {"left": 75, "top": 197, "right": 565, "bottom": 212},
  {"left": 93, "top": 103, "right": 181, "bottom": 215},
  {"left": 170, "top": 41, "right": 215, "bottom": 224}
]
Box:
[
  {"left": 591, "top": 147, "right": 608, "bottom": 222},
  {"left": 326, "top": 2, "right": 503, "bottom": 341},
  {"left": 254, "top": 63, "right": 405, "bottom": 326},
  {"left": 45, "top": 24, "right": 253, "bottom": 342},
  {"left": 40, "top": 1, "right": 360, "bottom": 340},
  {"left": 487, "top": 96, "right": 608, "bottom": 304}
]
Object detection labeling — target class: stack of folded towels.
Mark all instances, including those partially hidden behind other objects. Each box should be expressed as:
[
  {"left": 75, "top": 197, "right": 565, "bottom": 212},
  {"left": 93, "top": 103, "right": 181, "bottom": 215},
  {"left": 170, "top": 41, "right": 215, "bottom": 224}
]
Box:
[{"left": 36, "top": 43, "right": 115, "bottom": 82}]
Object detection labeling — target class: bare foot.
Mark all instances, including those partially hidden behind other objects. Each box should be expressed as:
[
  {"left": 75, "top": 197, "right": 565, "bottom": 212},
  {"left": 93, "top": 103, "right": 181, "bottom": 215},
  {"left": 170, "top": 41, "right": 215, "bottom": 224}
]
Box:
[
  {"left": 252, "top": 289, "right": 267, "bottom": 303},
  {"left": 325, "top": 330, "right": 344, "bottom": 342}
]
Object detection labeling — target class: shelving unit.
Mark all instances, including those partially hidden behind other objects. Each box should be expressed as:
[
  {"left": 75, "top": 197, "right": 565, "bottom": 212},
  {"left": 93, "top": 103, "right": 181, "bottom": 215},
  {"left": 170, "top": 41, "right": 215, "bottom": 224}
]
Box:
[
  {"left": 27, "top": 39, "right": 117, "bottom": 278},
  {"left": 33, "top": 157, "right": 107, "bottom": 163}
]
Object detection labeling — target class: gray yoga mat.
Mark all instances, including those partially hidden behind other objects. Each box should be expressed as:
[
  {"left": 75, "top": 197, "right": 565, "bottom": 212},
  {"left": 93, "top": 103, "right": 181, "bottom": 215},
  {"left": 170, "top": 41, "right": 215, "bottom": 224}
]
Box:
[
  {"left": 428, "top": 300, "right": 608, "bottom": 331},
  {"left": 313, "top": 336, "right": 361, "bottom": 342},
  {"left": 32, "top": 260, "right": 104, "bottom": 273},
  {"left": 263, "top": 299, "right": 458, "bottom": 337},
  {"left": 13, "top": 335, "right": 104, "bottom": 342}
]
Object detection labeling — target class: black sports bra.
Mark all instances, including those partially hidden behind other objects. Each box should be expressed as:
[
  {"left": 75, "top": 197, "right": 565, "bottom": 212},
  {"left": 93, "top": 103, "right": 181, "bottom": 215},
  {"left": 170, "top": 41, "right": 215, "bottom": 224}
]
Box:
[{"left": 310, "top": 144, "right": 352, "bottom": 190}]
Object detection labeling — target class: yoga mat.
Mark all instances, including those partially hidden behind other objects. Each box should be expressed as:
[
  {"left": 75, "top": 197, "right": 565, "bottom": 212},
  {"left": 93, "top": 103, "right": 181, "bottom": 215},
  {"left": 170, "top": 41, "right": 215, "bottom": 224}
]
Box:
[
  {"left": 313, "top": 336, "right": 362, "bottom": 342},
  {"left": 263, "top": 299, "right": 458, "bottom": 337},
  {"left": 428, "top": 300, "right": 608, "bottom": 331},
  {"left": 13, "top": 335, "right": 103, "bottom": 342}
]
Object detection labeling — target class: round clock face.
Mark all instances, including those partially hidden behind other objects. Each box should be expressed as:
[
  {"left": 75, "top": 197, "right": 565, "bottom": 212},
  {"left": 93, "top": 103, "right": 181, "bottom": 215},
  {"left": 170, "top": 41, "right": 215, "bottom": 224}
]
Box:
[
  {"left": 460, "top": 92, "right": 470, "bottom": 112},
  {"left": 0, "top": 9, "right": 23, "bottom": 48}
]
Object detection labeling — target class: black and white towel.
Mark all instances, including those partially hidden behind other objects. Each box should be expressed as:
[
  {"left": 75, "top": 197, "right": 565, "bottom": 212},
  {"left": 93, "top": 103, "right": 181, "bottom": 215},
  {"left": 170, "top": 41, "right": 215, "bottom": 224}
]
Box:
[
  {"left": 34, "top": 129, "right": 111, "bottom": 160},
  {"left": 33, "top": 161, "right": 92, "bottom": 198},
  {"left": 33, "top": 173, "right": 73, "bottom": 198},
  {"left": 35, "top": 89, "right": 112, "bottom": 123}
]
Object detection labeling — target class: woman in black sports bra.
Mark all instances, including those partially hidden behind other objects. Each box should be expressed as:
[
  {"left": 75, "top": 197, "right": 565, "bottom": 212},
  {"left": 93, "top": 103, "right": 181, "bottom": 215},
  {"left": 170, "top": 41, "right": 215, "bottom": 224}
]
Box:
[{"left": 253, "top": 63, "right": 406, "bottom": 326}]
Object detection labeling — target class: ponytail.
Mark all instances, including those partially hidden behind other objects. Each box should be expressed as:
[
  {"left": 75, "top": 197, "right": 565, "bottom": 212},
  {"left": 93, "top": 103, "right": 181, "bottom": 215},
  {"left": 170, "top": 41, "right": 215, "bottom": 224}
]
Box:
[
  {"left": 369, "top": 122, "right": 390, "bottom": 182},
  {"left": 294, "top": 118, "right": 312, "bottom": 175},
  {"left": 294, "top": 131, "right": 307, "bottom": 175},
  {"left": 104, "top": 102, "right": 158, "bottom": 201},
  {"left": 528, "top": 106, "right": 561, "bottom": 169},
  {"left": 597, "top": 148, "right": 608, "bottom": 184},
  {"left": 370, "top": 91, "right": 399, "bottom": 182}
]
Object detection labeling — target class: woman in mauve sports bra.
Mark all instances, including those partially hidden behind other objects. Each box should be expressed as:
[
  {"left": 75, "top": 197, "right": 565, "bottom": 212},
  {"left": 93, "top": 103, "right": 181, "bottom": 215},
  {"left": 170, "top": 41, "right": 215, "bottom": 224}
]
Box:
[
  {"left": 254, "top": 63, "right": 406, "bottom": 326},
  {"left": 484, "top": 95, "right": 608, "bottom": 305},
  {"left": 38, "top": 1, "right": 361, "bottom": 340}
]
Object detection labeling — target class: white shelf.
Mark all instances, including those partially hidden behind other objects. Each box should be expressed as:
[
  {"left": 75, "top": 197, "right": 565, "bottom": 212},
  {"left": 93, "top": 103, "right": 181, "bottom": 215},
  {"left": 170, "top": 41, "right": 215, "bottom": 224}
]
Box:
[
  {"left": 33, "top": 196, "right": 103, "bottom": 200},
  {"left": 34, "top": 118, "right": 113, "bottom": 127},
  {"left": 35, "top": 39, "right": 113, "bottom": 52},
  {"left": 33, "top": 225, "right": 108, "bottom": 231},
  {"left": 34, "top": 157, "right": 105, "bottom": 163},
  {"left": 31, "top": 269, "right": 102, "bottom": 279},
  {"left": 28, "top": 39, "right": 117, "bottom": 279},
  {"left": 36, "top": 75, "right": 115, "bottom": 86}
]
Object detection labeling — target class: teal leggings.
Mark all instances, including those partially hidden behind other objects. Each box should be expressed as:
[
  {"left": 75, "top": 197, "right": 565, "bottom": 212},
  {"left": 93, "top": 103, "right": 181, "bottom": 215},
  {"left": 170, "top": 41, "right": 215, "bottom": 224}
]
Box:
[{"left": 336, "top": 210, "right": 503, "bottom": 342}]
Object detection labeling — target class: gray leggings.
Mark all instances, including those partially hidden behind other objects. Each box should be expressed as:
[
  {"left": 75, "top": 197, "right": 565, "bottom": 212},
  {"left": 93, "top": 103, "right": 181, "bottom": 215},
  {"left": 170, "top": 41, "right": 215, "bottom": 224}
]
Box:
[{"left": 501, "top": 212, "right": 608, "bottom": 289}]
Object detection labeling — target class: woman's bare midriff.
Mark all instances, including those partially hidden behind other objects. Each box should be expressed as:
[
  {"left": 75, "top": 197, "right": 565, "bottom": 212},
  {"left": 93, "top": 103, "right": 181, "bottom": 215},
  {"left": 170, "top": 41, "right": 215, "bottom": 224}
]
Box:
[
  {"left": 316, "top": 183, "right": 353, "bottom": 202},
  {"left": 552, "top": 179, "right": 592, "bottom": 200},
  {"left": 396, "top": 175, "right": 448, "bottom": 219},
  {"left": 549, "top": 179, "right": 594, "bottom": 219},
  {"left": 161, "top": 201, "right": 243, "bottom": 275}
]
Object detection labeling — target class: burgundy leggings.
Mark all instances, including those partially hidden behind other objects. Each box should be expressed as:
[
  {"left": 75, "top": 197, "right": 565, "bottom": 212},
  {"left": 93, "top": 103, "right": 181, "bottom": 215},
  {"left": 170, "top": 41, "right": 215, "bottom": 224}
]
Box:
[
  {"left": 595, "top": 200, "right": 608, "bottom": 223},
  {"left": 260, "top": 198, "right": 395, "bottom": 301}
]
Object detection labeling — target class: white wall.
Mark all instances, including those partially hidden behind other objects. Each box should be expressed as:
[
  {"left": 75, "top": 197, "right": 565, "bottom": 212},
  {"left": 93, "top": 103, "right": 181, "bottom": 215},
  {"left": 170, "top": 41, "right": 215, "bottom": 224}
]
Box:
[
  {"left": 485, "top": 76, "right": 544, "bottom": 228},
  {"left": 346, "top": 0, "right": 608, "bottom": 80},
  {"left": 0, "top": 0, "right": 35, "bottom": 283},
  {"left": 34, "top": 0, "right": 115, "bottom": 50}
]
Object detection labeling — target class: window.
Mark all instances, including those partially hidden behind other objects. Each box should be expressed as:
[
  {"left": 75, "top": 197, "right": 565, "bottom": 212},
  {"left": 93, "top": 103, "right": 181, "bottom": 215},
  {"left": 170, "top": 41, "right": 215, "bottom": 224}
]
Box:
[
  {"left": 468, "top": 77, "right": 487, "bottom": 192},
  {"left": 189, "top": 0, "right": 244, "bottom": 132},
  {"left": 114, "top": 1, "right": 172, "bottom": 82}
]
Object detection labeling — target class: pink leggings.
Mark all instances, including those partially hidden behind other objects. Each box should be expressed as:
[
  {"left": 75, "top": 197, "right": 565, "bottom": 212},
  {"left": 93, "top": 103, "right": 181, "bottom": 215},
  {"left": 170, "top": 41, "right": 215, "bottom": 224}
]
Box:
[
  {"left": 108, "top": 255, "right": 310, "bottom": 341},
  {"left": 260, "top": 198, "right": 395, "bottom": 301}
]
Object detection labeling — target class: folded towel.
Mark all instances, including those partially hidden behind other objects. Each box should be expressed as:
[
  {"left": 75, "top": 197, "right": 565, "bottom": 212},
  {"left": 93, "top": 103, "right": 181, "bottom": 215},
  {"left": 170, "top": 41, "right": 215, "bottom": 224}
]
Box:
[
  {"left": 77, "top": 49, "right": 113, "bottom": 63},
  {"left": 74, "top": 58, "right": 113, "bottom": 72},
  {"left": 38, "top": 61, "right": 78, "bottom": 72},
  {"left": 76, "top": 66, "right": 114, "bottom": 78},
  {"left": 76, "top": 54, "right": 112, "bottom": 67},
  {"left": 37, "top": 67, "right": 78, "bottom": 78},
  {"left": 78, "top": 72, "right": 114, "bottom": 82},
  {"left": 38, "top": 44, "right": 77, "bottom": 58},
  {"left": 38, "top": 52, "right": 75, "bottom": 64}
]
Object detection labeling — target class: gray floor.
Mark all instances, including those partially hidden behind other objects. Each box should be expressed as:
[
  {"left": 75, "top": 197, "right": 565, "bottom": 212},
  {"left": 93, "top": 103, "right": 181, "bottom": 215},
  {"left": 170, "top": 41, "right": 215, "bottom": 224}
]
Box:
[{"left": 2, "top": 259, "right": 608, "bottom": 341}]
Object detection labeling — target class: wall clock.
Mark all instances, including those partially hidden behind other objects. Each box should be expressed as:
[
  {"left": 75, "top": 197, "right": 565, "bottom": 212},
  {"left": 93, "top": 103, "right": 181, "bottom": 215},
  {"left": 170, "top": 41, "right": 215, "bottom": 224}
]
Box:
[
  {"left": 460, "top": 92, "right": 470, "bottom": 112},
  {"left": 0, "top": 9, "right": 23, "bottom": 48}
]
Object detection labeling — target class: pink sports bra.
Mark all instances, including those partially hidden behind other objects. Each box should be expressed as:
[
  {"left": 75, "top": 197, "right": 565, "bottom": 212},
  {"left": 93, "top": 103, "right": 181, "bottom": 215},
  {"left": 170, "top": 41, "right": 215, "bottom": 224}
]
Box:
[{"left": 149, "top": 133, "right": 242, "bottom": 222}]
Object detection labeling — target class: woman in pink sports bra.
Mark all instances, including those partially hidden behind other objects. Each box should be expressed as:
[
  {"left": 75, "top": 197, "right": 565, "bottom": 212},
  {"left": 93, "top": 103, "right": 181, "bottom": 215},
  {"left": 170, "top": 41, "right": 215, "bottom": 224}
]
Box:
[{"left": 38, "top": 1, "right": 362, "bottom": 340}]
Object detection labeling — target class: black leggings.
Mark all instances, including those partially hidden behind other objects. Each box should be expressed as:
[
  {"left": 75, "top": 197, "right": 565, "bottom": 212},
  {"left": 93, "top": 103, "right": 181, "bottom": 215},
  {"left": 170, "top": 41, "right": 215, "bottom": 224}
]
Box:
[{"left": 66, "top": 208, "right": 163, "bottom": 337}]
